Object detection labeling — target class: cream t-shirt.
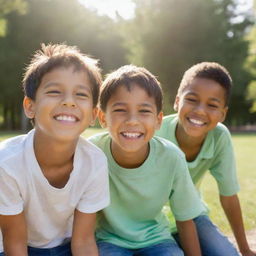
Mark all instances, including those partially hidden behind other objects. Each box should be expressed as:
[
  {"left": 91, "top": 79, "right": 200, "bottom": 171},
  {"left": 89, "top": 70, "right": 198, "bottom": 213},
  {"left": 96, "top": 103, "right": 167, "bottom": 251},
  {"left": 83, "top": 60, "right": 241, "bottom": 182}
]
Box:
[{"left": 0, "top": 129, "right": 109, "bottom": 251}]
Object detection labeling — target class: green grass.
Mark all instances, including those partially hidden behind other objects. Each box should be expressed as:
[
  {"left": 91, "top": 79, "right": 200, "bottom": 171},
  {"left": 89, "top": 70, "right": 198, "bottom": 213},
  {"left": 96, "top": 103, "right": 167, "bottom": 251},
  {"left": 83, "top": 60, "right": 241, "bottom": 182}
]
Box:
[
  {"left": 1, "top": 129, "right": 255, "bottom": 234},
  {"left": 82, "top": 127, "right": 105, "bottom": 138},
  {"left": 0, "top": 130, "right": 24, "bottom": 141},
  {"left": 201, "top": 133, "right": 256, "bottom": 234},
  {"left": 0, "top": 128, "right": 103, "bottom": 142}
]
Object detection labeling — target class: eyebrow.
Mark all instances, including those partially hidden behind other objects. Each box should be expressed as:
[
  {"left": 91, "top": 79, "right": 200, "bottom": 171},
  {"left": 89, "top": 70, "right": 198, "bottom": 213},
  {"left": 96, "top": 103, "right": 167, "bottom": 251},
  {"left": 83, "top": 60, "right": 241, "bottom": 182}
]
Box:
[
  {"left": 43, "top": 82, "right": 91, "bottom": 93},
  {"left": 111, "top": 102, "right": 154, "bottom": 108},
  {"left": 185, "top": 92, "right": 222, "bottom": 103}
]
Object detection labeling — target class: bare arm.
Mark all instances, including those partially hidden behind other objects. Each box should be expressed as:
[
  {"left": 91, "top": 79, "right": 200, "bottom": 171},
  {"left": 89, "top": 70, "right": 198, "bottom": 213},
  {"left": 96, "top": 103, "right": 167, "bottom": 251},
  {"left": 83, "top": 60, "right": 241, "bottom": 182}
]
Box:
[
  {"left": 176, "top": 219, "right": 201, "bottom": 256},
  {"left": 220, "top": 194, "right": 256, "bottom": 256},
  {"left": 71, "top": 209, "right": 98, "bottom": 256},
  {"left": 0, "top": 212, "right": 27, "bottom": 255}
]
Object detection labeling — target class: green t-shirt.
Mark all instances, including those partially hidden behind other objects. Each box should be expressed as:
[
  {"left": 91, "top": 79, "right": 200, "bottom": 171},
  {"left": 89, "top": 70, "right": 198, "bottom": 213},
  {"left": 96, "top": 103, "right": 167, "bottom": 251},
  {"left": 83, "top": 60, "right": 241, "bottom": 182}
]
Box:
[
  {"left": 89, "top": 132, "right": 204, "bottom": 249},
  {"left": 155, "top": 114, "right": 240, "bottom": 197}
]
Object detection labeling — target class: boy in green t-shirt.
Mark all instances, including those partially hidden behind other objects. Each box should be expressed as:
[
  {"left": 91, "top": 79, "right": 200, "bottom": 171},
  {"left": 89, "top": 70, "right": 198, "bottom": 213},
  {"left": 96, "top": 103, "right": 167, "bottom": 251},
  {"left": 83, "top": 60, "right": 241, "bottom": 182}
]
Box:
[
  {"left": 156, "top": 62, "right": 255, "bottom": 256},
  {"left": 89, "top": 65, "right": 204, "bottom": 256}
]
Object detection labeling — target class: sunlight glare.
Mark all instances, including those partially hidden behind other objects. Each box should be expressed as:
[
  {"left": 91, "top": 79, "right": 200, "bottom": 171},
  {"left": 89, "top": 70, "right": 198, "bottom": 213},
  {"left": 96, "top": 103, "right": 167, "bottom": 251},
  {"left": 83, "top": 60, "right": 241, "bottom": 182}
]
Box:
[{"left": 80, "top": 0, "right": 135, "bottom": 20}]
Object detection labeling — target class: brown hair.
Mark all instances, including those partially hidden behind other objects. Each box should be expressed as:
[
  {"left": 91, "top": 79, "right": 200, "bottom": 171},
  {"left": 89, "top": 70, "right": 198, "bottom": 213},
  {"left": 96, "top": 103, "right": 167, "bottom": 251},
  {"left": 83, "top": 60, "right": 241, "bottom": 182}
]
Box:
[
  {"left": 22, "top": 43, "right": 102, "bottom": 107},
  {"left": 100, "top": 65, "right": 163, "bottom": 113}
]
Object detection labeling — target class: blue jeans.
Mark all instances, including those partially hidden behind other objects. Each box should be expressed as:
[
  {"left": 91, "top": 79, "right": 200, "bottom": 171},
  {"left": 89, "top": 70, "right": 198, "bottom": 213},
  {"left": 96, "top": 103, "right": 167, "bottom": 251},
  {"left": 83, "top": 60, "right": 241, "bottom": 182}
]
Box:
[
  {"left": 97, "top": 240, "right": 184, "bottom": 256},
  {"left": 173, "top": 215, "right": 240, "bottom": 256},
  {"left": 0, "top": 241, "right": 71, "bottom": 256}
]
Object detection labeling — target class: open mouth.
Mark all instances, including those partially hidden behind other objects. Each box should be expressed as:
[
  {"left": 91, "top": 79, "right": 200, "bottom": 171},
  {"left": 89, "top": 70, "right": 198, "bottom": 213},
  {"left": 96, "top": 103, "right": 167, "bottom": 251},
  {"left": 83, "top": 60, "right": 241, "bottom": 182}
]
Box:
[
  {"left": 120, "top": 132, "right": 143, "bottom": 139},
  {"left": 187, "top": 117, "right": 206, "bottom": 126},
  {"left": 54, "top": 114, "right": 79, "bottom": 123}
]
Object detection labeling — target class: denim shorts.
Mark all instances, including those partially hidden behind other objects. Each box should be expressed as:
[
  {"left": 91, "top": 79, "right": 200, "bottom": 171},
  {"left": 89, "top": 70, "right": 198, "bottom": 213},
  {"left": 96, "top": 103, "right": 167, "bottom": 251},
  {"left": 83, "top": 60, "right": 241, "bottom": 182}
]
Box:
[
  {"left": 97, "top": 240, "right": 184, "bottom": 256},
  {"left": 173, "top": 215, "right": 240, "bottom": 256},
  {"left": 0, "top": 241, "right": 71, "bottom": 256}
]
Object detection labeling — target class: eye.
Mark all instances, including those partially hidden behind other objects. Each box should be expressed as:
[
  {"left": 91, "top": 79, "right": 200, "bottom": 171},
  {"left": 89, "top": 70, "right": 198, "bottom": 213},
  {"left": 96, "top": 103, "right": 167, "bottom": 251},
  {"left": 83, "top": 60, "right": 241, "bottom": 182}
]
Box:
[
  {"left": 185, "top": 97, "right": 196, "bottom": 102},
  {"left": 139, "top": 109, "right": 152, "bottom": 113},
  {"left": 208, "top": 104, "right": 218, "bottom": 108},
  {"left": 76, "top": 92, "right": 89, "bottom": 98},
  {"left": 46, "top": 90, "right": 60, "bottom": 95},
  {"left": 113, "top": 108, "right": 126, "bottom": 112}
]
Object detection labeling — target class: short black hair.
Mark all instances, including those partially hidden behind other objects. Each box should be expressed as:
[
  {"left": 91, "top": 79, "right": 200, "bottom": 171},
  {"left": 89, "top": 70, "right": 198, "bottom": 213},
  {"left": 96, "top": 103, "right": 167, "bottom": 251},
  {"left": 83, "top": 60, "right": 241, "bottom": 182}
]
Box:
[
  {"left": 100, "top": 65, "right": 163, "bottom": 113},
  {"left": 178, "top": 62, "right": 232, "bottom": 105}
]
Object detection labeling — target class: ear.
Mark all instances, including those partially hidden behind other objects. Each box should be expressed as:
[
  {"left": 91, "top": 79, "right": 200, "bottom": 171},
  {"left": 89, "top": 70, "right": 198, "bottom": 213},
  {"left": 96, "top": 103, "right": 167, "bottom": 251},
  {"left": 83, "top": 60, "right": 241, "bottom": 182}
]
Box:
[
  {"left": 89, "top": 107, "right": 99, "bottom": 127},
  {"left": 98, "top": 109, "right": 107, "bottom": 128},
  {"left": 220, "top": 106, "right": 228, "bottom": 123},
  {"left": 173, "top": 96, "right": 179, "bottom": 111},
  {"left": 156, "top": 111, "right": 163, "bottom": 130},
  {"left": 23, "top": 96, "right": 36, "bottom": 119}
]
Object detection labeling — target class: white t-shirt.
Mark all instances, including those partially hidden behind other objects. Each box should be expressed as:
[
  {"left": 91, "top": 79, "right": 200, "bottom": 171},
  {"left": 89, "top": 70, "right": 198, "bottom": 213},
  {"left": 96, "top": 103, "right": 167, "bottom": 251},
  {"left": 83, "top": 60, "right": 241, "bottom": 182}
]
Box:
[{"left": 0, "top": 130, "right": 110, "bottom": 251}]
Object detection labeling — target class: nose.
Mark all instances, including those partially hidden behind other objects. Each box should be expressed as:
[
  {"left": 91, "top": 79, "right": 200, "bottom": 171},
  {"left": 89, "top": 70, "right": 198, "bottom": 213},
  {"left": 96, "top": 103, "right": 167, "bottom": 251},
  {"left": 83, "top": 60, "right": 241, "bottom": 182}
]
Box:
[
  {"left": 194, "top": 103, "right": 206, "bottom": 115},
  {"left": 125, "top": 112, "right": 139, "bottom": 125},
  {"left": 62, "top": 93, "right": 76, "bottom": 107}
]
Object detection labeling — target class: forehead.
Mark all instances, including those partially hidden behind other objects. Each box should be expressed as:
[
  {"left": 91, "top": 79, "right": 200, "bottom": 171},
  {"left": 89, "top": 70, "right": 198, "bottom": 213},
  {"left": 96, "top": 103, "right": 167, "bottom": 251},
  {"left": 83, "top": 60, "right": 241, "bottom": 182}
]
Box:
[
  {"left": 108, "top": 84, "right": 156, "bottom": 106},
  {"left": 182, "top": 77, "right": 226, "bottom": 99},
  {"left": 40, "top": 66, "right": 91, "bottom": 86}
]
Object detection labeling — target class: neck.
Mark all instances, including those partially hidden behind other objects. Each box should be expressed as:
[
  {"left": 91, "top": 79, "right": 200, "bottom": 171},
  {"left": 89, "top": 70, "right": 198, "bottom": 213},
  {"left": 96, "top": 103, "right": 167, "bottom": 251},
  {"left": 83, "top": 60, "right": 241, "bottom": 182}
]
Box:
[
  {"left": 33, "top": 130, "right": 77, "bottom": 169},
  {"left": 111, "top": 141, "right": 149, "bottom": 169},
  {"left": 175, "top": 123, "right": 205, "bottom": 161}
]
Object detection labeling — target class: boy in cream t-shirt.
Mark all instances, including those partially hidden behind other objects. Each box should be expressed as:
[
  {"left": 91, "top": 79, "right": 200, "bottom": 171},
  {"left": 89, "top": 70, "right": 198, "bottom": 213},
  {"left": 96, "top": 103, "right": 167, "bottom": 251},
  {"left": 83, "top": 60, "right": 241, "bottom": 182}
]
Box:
[{"left": 0, "top": 44, "right": 109, "bottom": 256}]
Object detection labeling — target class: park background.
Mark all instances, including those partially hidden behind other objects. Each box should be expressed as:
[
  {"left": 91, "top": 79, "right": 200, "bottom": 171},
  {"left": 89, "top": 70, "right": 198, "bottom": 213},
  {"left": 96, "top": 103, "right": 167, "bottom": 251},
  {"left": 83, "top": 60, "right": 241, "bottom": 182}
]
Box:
[{"left": 0, "top": 0, "right": 255, "bottom": 246}]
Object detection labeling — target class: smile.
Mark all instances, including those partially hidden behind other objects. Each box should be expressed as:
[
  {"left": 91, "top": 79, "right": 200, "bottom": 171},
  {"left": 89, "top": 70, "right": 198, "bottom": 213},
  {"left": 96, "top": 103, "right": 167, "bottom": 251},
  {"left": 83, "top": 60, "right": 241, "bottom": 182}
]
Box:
[
  {"left": 121, "top": 132, "right": 143, "bottom": 138},
  {"left": 54, "top": 114, "right": 78, "bottom": 122},
  {"left": 188, "top": 118, "right": 206, "bottom": 126}
]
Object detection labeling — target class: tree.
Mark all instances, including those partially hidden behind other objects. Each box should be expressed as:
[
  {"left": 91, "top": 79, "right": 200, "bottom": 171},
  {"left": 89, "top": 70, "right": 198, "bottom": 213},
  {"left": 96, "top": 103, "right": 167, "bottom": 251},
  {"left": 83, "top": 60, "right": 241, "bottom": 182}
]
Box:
[
  {"left": 247, "top": 81, "right": 256, "bottom": 112},
  {"left": 0, "top": 0, "right": 128, "bottom": 130},
  {"left": 0, "top": 0, "right": 27, "bottom": 36},
  {"left": 128, "top": 0, "right": 253, "bottom": 124}
]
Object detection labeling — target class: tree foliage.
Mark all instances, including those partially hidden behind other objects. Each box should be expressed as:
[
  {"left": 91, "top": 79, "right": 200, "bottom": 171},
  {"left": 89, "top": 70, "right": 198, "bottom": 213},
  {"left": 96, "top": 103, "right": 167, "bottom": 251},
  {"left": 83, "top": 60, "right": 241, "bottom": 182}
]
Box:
[
  {"left": 128, "top": 0, "right": 254, "bottom": 124},
  {"left": 0, "top": 0, "right": 127, "bottom": 129},
  {"left": 247, "top": 81, "right": 256, "bottom": 112},
  {"left": 0, "top": 0, "right": 27, "bottom": 36},
  {"left": 0, "top": 0, "right": 255, "bottom": 129}
]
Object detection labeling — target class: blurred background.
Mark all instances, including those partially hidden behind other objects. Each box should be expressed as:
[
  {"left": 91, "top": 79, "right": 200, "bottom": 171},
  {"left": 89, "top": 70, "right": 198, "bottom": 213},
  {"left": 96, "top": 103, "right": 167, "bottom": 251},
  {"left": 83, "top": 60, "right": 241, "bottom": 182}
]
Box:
[
  {"left": 0, "top": 0, "right": 255, "bottom": 239},
  {"left": 0, "top": 0, "right": 256, "bottom": 131}
]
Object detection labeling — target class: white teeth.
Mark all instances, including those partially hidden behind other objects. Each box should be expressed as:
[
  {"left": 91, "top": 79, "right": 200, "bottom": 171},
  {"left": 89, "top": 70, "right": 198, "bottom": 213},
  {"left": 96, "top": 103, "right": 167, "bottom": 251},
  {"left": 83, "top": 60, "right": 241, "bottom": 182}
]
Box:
[
  {"left": 189, "top": 118, "right": 204, "bottom": 125},
  {"left": 55, "top": 115, "right": 76, "bottom": 122},
  {"left": 122, "top": 132, "right": 141, "bottom": 138}
]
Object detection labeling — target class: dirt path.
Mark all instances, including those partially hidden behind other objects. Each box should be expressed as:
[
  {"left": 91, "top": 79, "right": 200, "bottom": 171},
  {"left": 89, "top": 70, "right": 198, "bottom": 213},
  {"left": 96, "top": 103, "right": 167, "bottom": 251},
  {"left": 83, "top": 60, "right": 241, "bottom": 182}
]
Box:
[{"left": 228, "top": 229, "right": 256, "bottom": 253}]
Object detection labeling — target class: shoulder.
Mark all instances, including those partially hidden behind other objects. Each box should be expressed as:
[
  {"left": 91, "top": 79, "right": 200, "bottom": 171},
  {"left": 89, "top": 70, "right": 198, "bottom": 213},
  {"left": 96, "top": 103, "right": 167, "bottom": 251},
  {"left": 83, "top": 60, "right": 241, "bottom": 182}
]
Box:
[
  {"left": 74, "top": 136, "right": 108, "bottom": 180},
  {"left": 214, "top": 122, "right": 231, "bottom": 135},
  {"left": 151, "top": 137, "right": 188, "bottom": 178},
  {"left": 0, "top": 133, "right": 30, "bottom": 182},
  {"left": 161, "top": 113, "right": 177, "bottom": 125},
  {"left": 152, "top": 136, "right": 185, "bottom": 161},
  {"left": 87, "top": 132, "right": 109, "bottom": 151},
  {"left": 156, "top": 113, "right": 177, "bottom": 138},
  {"left": 77, "top": 135, "right": 107, "bottom": 161},
  {"left": 210, "top": 122, "right": 232, "bottom": 143},
  {"left": 0, "top": 134, "right": 27, "bottom": 165}
]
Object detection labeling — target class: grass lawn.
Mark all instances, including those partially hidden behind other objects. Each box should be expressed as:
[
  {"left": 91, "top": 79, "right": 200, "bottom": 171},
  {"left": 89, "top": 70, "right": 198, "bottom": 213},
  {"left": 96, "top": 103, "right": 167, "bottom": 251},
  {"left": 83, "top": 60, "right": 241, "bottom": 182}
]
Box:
[
  {"left": 0, "top": 129, "right": 255, "bottom": 234},
  {"left": 201, "top": 133, "right": 256, "bottom": 234}
]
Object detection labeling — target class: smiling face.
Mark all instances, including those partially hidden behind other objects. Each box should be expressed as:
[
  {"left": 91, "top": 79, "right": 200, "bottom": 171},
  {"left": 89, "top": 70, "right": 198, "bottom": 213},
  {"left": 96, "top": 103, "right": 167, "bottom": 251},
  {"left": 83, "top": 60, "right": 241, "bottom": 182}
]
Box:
[
  {"left": 23, "top": 66, "right": 97, "bottom": 143},
  {"left": 99, "top": 84, "right": 163, "bottom": 167},
  {"left": 175, "top": 77, "right": 228, "bottom": 141}
]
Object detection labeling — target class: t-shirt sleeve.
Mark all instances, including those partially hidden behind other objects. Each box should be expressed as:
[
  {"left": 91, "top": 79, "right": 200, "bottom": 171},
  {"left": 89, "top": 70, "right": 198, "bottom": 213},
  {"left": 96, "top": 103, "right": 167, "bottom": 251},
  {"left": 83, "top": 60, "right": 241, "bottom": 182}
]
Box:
[
  {"left": 209, "top": 128, "right": 240, "bottom": 196},
  {"left": 169, "top": 156, "right": 204, "bottom": 221},
  {"left": 76, "top": 156, "right": 110, "bottom": 214},
  {"left": 0, "top": 167, "right": 23, "bottom": 215}
]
